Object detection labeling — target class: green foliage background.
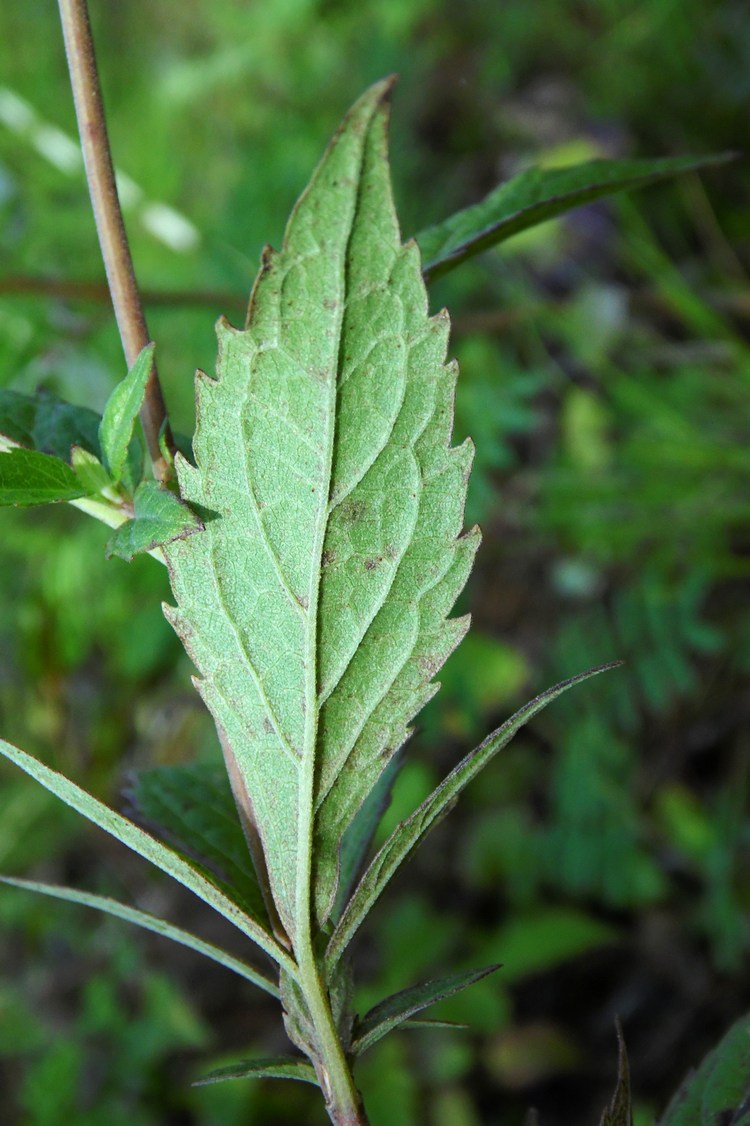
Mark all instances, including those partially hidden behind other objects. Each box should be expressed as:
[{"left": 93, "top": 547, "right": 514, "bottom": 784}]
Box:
[{"left": 0, "top": 1, "right": 747, "bottom": 1123}]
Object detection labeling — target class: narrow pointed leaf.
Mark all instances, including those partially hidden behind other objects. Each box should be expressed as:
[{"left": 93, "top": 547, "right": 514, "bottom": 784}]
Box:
[
  {"left": 599, "top": 1021, "right": 633, "bottom": 1126},
  {"left": 328, "top": 663, "right": 619, "bottom": 967},
  {"left": 106, "top": 480, "right": 204, "bottom": 561},
  {"left": 332, "top": 750, "right": 403, "bottom": 923},
  {"left": 0, "top": 386, "right": 102, "bottom": 461},
  {"left": 351, "top": 964, "right": 500, "bottom": 1056},
  {"left": 99, "top": 343, "right": 154, "bottom": 481},
  {"left": 0, "top": 875, "right": 278, "bottom": 997},
  {"left": 194, "top": 1056, "right": 317, "bottom": 1087},
  {"left": 659, "top": 1013, "right": 750, "bottom": 1125},
  {"left": 417, "top": 153, "right": 735, "bottom": 282},
  {"left": 163, "top": 78, "right": 477, "bottom": 941},
  {"left": 0, "top": 736, "right": 297, "bottom": 977},
  {"left": 126, "top": 762, "right": 268, "bottom": 924},
  {"left": 0, "top": 447, "right": 88, "bottom": 505}
]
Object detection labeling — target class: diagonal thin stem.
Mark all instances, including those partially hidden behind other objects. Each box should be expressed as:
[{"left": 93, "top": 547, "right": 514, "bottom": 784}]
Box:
[{"left": 57, "top": 0, "right": 174, "bottom": 483}]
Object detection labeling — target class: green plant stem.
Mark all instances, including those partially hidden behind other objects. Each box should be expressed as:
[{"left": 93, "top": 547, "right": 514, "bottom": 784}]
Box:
[
  {"left": 57, "top": 0, "right": 174, "bottom": 483},
  {"left": 296, "top": 947, "right": 369, "bottom": 1125}
]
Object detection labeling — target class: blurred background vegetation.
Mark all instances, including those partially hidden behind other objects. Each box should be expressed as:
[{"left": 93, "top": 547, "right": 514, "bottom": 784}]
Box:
[{"left": 0, "top": 1, "right": 747, "bottom": 1123}]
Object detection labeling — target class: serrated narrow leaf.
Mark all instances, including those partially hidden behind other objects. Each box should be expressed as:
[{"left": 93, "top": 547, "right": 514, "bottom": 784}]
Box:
[
  {"left": 0, "top": 736, "right": 296, "bottom": 977},
  {"left": 599, "top": 1021, "right": 633, "bottom": 1126},
  {"left": 162, "top": 78, "right": 477, "bottom": 943},
  {"left": 99, "top": 343, "right": 154, "bottom": 481},
  {"left": 194, "top": 1056, "right": 317, "bottom": 1087},
  {"left": 0, "top": 386, "right": 102, "bottom": 461},
  {"left": 351, "top": 964, "right": 500, "bottom": 1056},
  {"left": 416, "top": 153, "right": 735, "bottom": 282},
  {"left": 0, "top": 876, "right": 278, "bottom": 997},
  {"left": 126, "top": 762, "right": 268, "bottom": 924},
  {"left": 106, "top": 480, "right": 203, "bottom": 560},
  {"left": 0, "top": 447, "right": 88, "bottom": 505},
  {"left": 328, "top": 663, "right": 619, "bottom": 968},
  {"left": 659, "top": 1013, "right": 750, "bottom": 1125}
]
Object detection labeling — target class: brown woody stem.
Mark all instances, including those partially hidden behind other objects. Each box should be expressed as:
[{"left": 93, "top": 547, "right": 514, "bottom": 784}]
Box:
[{"left": 57, "top": 0, "right": 174, "bottom": 482}]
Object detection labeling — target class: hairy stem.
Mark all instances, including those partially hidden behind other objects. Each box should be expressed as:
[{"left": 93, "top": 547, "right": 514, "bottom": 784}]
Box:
[{"left": 57, "top": 0, "right": 174, "bottom": 482}]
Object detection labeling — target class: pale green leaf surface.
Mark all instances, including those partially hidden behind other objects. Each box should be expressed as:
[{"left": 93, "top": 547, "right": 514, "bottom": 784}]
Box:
[
  {"left": 0, "top": 386, "right": 102, "bottom": 461},
  {"left": 99, "top": 343, "right": 154, "bottom": 481},
  {"left": 126, "top": 762, "right": 268, "bottom": 924},
  {"left": 351, "top": 964, "right": 499, "bottom": 1056},
  {"left": 194, "top": 1056, "right": 317, "bottom": 1087},
  {"left": 0, "top": 447, "right": 87, "bottom": 505},
  {"left": 0, "top": 736, "right": 296, "bottom": 977},
  {"left": 416, "top": 153, "right": 735, "bottom": 281},
  {"left": 106, "top": 480, "right": 203, "bottom": 560},
  {"left": 0, "top": 876, "right": 278, "bottom": 997},
  {"left": 659, "top": 1013, "right": 750, "bottom": 1125},
  {"left": 328, "top": 664, "right": 619, "bottom": 968},
  {"left": 163, "top": 78, "right": 476, "bottom": 941},
  {"left": 70, "top": 446, "right": 112, "bottom": 495}
]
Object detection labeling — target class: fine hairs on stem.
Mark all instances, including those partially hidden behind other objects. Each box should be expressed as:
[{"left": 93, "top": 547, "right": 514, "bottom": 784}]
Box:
[{"left": 57, "top": 0, "right": 175, "bottom": 483}]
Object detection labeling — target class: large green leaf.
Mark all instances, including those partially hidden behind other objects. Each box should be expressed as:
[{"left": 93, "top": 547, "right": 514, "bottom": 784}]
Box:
[
  {"left": 0, "top": 447, "right": 87, "bottom": 505},
  {"left": 659, "top": 1013, "right": 750, "bottom": 1125},
  {"left": 0, "top": 876, "right": 278, "bottom": 997},
  {"left": 126, "top": 762, "right": 268, "bottom": 924},
  {"left": 416, "top": 153, "right": 734, "bottom": 282},
  {"left": 163, "top": 78, "right": 477, "bottom": 944},
  {"left": 0, "top": 386, "right": 102, "bottom": 461},
  {"left": 351, "top": 964, "right": 499, "bottom": 1056},
  {"left": 327, "top": 664, "right": 618, "bottom": 969},
  {"left": 0, "top": 736, "right": 296, "bottom": 978}
]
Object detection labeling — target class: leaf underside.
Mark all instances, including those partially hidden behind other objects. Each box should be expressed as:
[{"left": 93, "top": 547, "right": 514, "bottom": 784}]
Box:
[{"left": 163, "top": 78, "right": 477, "bottom": 944}]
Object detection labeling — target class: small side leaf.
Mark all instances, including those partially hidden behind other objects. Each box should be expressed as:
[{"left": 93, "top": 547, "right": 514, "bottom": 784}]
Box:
[
  {"left": 0, "top": 386, "right": 102, "bottom": 461},
  {"left": 105, "top": 480, "right": 204, "bottom": 560},
  {"left": 99, "top": 343, "right": 154, "bottom": 481},
  {"left": 599, "top": 1021, "right": 633, "bottom": 1126},
  {"left": 659, "top": 1013, "right": 750, "bottom": 1125},
  {"left": 417, "top": 153, "right": 735, "bottom": 281},
  {"left": 327, "top": 663, "right": 619, "bottom": 968},
  {"left": 0, "top": 876, "right": 278, "bottom": 997},
  {"left": 70, "top": 446, "right": 113, "bottom": 495},
  {"left": 194, "top": 1057, "right": 317, "bottom": 1087},
  {"left": 0, "top": 447, "right": 88, "bottom": 505},
  {"left": 351, "top": 964, "right": 500, "bottom": 1056},
  {"left": 125, "top": 762, "right": 268, "bottom": 925},
  {"left": 0, "top": 735, "right": 297, "bottom": 977},
  {"left": 332, "top": 750, "right": 403, "bottom": 923}
]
